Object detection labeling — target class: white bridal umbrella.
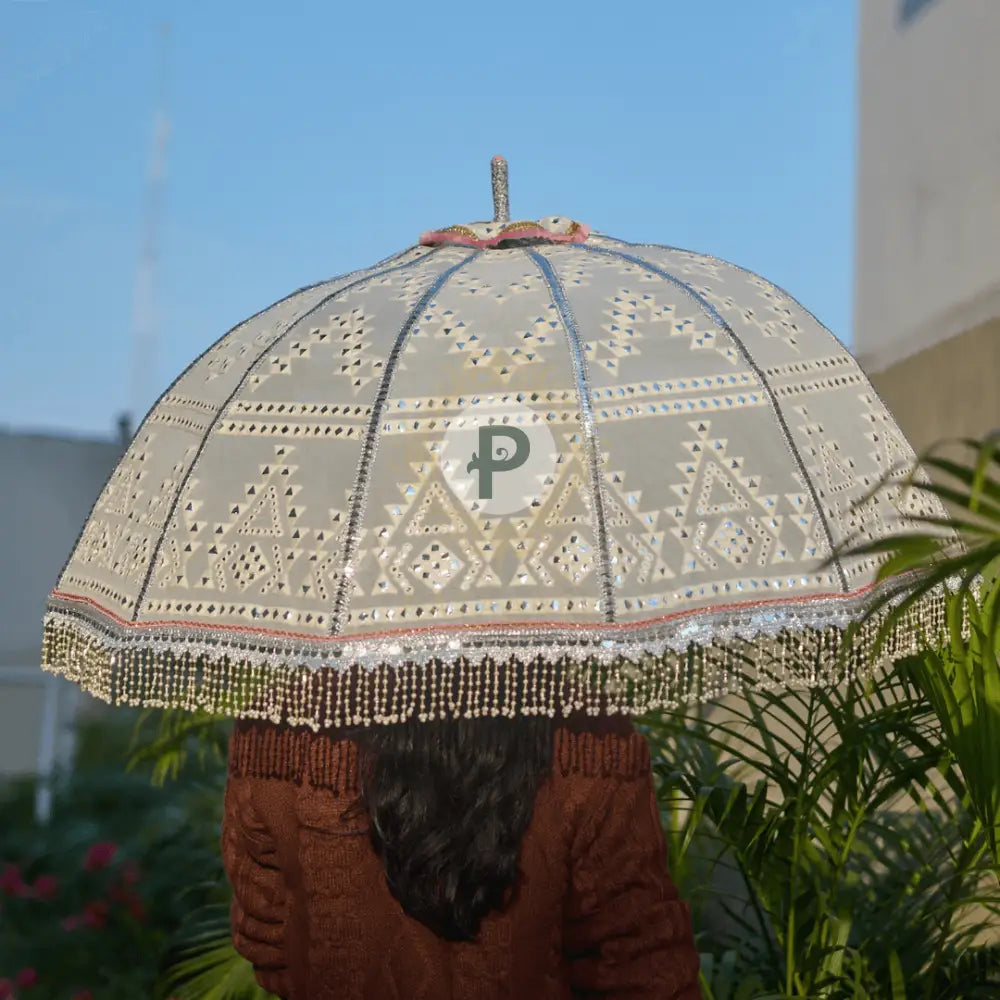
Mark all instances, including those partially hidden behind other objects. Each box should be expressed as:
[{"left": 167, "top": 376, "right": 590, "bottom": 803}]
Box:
[{"left": 41, "top": 157, "right": 963, "bottom": 730}]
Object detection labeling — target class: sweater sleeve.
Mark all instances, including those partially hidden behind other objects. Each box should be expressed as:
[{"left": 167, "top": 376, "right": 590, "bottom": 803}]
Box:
[
  {"left": 563, "top": 747, "right": 703, "bottom": 999},
  {"left": 221, "top": 761, "right": 294, "bottom": 998}
]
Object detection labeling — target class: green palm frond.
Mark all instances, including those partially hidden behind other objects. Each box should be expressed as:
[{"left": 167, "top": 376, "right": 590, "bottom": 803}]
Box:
[
  {"left": 641, "top": 642, "right": 1000, "bottom": 995},
  {"left": 930, "top": 942, "right": 1000, "bottom": 998},
  {"left": 895, "top": 591, "right": 1000, "bottom": 864},
  {"left": 125, "top": 706, "right": 232, "bottom": 786},
  {"left": 156, "top": 902, "right": 279, "bottom": 1000},
  {"left": 821, "top": 432, "right": 1000, "bottom": 672},
  {"left": 695, "top": 948, "right": 771, "bottom": 1000}
]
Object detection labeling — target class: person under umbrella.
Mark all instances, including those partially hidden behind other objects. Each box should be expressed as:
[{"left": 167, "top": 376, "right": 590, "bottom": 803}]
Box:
[{"left": 222, "top": 669, "right": 703, "bottom": 998}]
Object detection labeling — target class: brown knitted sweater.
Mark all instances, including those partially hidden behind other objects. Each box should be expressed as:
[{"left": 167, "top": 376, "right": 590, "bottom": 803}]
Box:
[{"left": 221, "top": 712, "right": 703, "bottom": 999}]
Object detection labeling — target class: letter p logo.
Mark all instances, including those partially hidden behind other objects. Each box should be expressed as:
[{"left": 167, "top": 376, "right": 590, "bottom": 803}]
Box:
[
  {"left": 441, "top": 403, "right": 558, "bottom": 515},
  {"left": 466, "top": 425, "right": 531, "bottom": 499}
]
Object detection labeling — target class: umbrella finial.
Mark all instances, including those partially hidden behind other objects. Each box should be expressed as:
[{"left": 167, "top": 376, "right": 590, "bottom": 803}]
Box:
[{"left": 491, "top": 155, "right": 509, "bottom": 224}]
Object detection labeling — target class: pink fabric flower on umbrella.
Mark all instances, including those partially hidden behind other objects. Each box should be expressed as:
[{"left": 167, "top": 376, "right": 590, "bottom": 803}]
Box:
[{"left": 82, "top": 841, "right": 117, "bottom": 872}]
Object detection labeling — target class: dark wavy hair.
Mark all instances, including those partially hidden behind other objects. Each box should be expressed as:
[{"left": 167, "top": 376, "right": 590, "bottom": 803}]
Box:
[{"left": 345, "top": 711, "right": 555, "bottom": 942}]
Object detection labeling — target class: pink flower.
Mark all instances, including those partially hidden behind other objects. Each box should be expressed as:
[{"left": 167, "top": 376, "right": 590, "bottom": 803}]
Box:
[
  {"left": 31, "top": 875, "right": 58, "bottom": 902},
  {"left": 108, "top": 882, "right": 147, "bottom": 921},
  {"left": 61, "top": 914, "right": 81, "bottom": 931},
  {"left": 81, "top": 900, "right": 108, "bottom": 929},
  {"left": 82, "top": 841, "right": 117, "bottom": 872},
  {"left": 0, "top": 864, "right": 29, "bottom": 897},
  {"left": 0, "top": 977, "right": 12, "bottom": 1000},
  {"left": 14, "top": 967, "right": 36, "bottom": 988}
]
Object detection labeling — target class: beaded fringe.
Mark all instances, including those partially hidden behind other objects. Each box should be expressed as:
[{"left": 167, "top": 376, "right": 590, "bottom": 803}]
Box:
[
  {"left": 226, "top": 721, "right": 651, "bottom": 791},
  {"left": 40, "top": 577, "right": 981, "bottom": 734}
]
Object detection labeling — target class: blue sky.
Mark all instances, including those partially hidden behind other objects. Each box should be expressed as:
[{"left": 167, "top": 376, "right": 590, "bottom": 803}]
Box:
[{"left": 1, "top": 0, "right": 856, "bottom": 440}]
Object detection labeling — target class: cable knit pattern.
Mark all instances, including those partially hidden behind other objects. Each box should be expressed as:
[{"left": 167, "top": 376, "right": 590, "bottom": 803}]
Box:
[
  {"left": 221, "top": 716, "right": 703, "bottom": 999},
  {"left": 221, "top": 776, "right": 295, "bottom": 998}
]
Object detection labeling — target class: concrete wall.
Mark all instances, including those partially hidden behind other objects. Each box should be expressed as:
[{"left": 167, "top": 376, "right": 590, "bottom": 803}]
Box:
[
  {"left": 854, "top": 0, "right": 1000, "bottom": 373},
  {"left": 0, "top": 429, "right": 123, "bottom": 781},
  {"left": 867, "top": 317, "right": 1000, "bottom": 464}
]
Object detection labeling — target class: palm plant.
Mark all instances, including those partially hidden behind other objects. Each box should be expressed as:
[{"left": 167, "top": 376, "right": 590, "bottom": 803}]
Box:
[
  {"left": 638, "top": 642, "right": 1000, "bottom": 997},
  {"left": 637, "top": 432, "right": 1000, "bottom": 997},
  {"left": 109, "top": 704, "right": 274, "bottom": 1000},
  {"left": 155, "top": 902, "right": 277, "bottom": 1000},
  {"left": 826, "top": 432, "right": 1000, "bottom": 868}
]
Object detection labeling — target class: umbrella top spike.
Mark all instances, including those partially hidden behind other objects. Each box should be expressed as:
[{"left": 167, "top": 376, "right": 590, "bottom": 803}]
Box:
[
  {"left": 491, "top": 155, "right": 509, "bottom": 224},
  {"left": 419, "top": 157, "right": 589, "bottom": 249}
]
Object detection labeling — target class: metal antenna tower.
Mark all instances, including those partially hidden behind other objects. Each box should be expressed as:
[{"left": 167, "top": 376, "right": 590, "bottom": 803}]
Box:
[{"left": 128, "top": 22, "right": 171, "bottom": 439}]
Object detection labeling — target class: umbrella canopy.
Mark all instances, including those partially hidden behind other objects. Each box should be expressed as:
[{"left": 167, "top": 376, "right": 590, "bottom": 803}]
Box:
[{"left": 42, "top": 158, "right": 958, "bottom": 730}]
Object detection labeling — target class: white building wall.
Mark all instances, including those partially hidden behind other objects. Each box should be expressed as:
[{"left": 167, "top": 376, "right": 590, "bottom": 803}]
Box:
[
  {"left": 854, "top": 0, "right": 1000, "bottom": 373},
  {"left": 0, "top": 429, "right": 124, "bottom": 810}
]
